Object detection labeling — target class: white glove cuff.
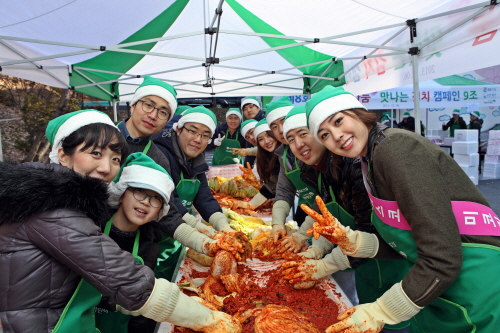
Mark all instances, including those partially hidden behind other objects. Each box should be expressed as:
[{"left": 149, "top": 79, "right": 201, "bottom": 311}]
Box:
[
  {"left": 329, "top": 247, "right": 352, "bottom": 271},
  {"left": 183, "top": 213, "right": 218, "bottom": 238},
  {"left": 209, "top": 211, "right": 230, "bottom": 231},
  {"left": 301, "top": 245, "right": 323, "bottom": 260},
  {"left": 132, "top": 278, "right": 179, "bottom": 321},
  {"left": 173, "top": 223, "right": 208, "bottom": 254},
  {"left": 271, "top": 200, "right": 291, "bottom": 227},
  {"left": 297, "top": 216, "right": 315, "bottom": 238},
  {"left": 379, "top": 282, "right": 423, "bottom": 324},
  {"left": 343, "top": 228, "right": 379, "bottom": 258},
  {"left": 249, "top": 192, "right": 268, "bottom": 207}
]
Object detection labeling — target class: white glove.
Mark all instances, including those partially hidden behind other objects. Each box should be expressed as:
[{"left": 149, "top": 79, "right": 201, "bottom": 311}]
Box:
[
  {"left": 214, "top": 134, "right": 225, "bottom": 146},
  {"left": 209, "top": 211, "right": 233, "bottom": 232},
  {"left": 326, "top": 282, "right": 422, "bottom": 333},
  {"left": 280, "top": 216, "right": 314, "bottom": 253},
  {"left": 174, "top": 223, "right": 218, "bottom": 256},
  {"left": 271, "top": 200, "right": 291, "bottom": 241},
  {"left": 281, "top": 246, "right": 351, "bottom": 284},
  {"left": 183, "top": 213, "right": 218, "bottom": 238},
  {"left": 249, "top": 192, "right": 268, "bottom": 208},
  {"left": 118, "top": 279, "right": 241, "bottom": 332},
  {"left": 299, "top": 235, "right": 334, "bottom": 259},
  {"left": 308, "top": 214, "right": 379, "bottom": 258}
]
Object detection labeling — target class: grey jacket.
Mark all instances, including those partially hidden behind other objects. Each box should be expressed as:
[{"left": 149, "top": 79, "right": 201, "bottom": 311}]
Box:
[{"left": 0, "top": 162, "right": 155, "bottom": 333}]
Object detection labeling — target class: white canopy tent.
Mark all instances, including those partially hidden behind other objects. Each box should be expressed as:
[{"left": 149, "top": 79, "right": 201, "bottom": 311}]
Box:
[{"left": 1, "top": 0, "right": 499, "bottom": 134}]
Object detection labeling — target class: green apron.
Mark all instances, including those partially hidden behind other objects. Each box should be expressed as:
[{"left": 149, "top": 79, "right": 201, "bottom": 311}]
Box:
[
  {"left": 282, "top": 146, "right": 316, "bottom": 207},
  {"left": 52, "top": 279, "right": 102, "bottom": 333},
  {"left": 94, "top": 219, "right": 143, "bottom": 333},
  {"left": 361, "top": 160, "right": 500, "bottom": 333},
  {"left": 450, "top": 123, "right": 461, "bottom": 137},
  {"left": 318, "top": 174, "right": 411, "bottom": 330},
  {"left": 155, "top": 171, "right": 200, "bottom": 281},
  {"left": 212, "top": 130, "right": 242, "bottom": 166}
]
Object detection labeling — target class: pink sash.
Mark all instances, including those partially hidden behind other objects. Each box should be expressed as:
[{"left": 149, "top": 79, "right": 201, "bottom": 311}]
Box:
[{"left": 368, "top": 192, "right": 500, "bottom": 237}]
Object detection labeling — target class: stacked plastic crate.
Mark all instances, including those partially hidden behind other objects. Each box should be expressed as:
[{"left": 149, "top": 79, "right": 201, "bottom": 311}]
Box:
[
  {"left": 484, "top": 130, "right": 500, "bottom": 179},
  {"left": 452, "top": 130, "right": 479, "bottom": 185}
]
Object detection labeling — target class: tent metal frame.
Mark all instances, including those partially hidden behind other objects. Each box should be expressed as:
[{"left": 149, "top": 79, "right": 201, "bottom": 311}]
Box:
[{"left": 0, "top": 0, "right": 497, "bottom": 125}]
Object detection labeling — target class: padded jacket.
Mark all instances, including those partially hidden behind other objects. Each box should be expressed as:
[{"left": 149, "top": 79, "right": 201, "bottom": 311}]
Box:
[{"left": 0, "top": 162, "right": 155, "bottom": 333}]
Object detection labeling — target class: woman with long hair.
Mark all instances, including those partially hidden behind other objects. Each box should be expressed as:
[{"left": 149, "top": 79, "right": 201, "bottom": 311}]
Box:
[{"left": 305, "top": 86, "right": 500, "bottom": 333}]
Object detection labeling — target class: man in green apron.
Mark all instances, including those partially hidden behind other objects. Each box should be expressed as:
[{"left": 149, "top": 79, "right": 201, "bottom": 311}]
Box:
[
  {"left": 207, "top": 108, "right": 247, "bottom": 166},
  {"left": 153, "top": 107, "right": 242, "bottom": 241},
  {"left": 442, "top": 108, "right": 467, "bottom": 137},
  {"left": 118, "top": 78, "right": 234, "bottom": 317},
  {"left": 279, "top": 105, "right": 411, "bottom": 332}
]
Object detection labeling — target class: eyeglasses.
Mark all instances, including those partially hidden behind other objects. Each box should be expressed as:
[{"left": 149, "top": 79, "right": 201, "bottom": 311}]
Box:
[
  {"left": 129, "top": 188, "right": 164, "bottom": 208},
  {"left": 183, "top": 128, "right": 212, "bottom": 142},
  {"left": 138, "top": 100, "right": 171, "bottom": 120}
]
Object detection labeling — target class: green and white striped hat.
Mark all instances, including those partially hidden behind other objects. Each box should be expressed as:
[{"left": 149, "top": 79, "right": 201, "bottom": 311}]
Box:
[
  {"left": 471, "top": 111, "right": 480, "bottom": 118},
  {"left": 306, "top": 86, "right": 366, "bottom": 142},
  {"left": 241, "top": 96, "right": 260, "bottom": 110},
  {"left": 253, "top": 118, "right": 271, "bottom": 140},
  {"left": 226, "top": 108, "right": 243, "bottom": 121},
  {"left": 130, "top": 76, "right": 178, "bottom": 122},
  {"left": 240, "top": 119, "right": 258, "bottom": 138},
  {"left": 46, "top": 109, "right": 115, "bottom": 164},
  {"left": 283, "top": 105, "right": 307, "bottom": 142},
  {"left": 266, "top": 96, "right": 293, "bottom": 126},
  {"left": 108, "top": 152, "right": 174, "bottom": 220},
  {"left": 453, "top": 109, "right": 461, "bottom": 115},
  {"left": 402, "top": 111, "right": 411, "bottom": 118},
  {"left": 174, "top": 105, "right": 192, "bottom": 116},
  {"left": 175, "top": 106, "right": 218, "bottom": 136}
]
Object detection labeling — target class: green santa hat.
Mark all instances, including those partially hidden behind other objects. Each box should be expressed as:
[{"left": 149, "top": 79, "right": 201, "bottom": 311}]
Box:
[
  {"left": 130, "top": 75, "right": 178, "bottom": 121},
  {"left": 174, "top": 105, "right": 192, "bottom": 116},
  {"left": 226, "top": 108, "right": 243, "bottom": 121},
  {"left": 266, "top": 96, "right": 294, "bottom": 126},
  {"left": 174, "top": 106, "right": 217, "bottom": 136},
  {"left": 46, "top": 109, "right": 116, "bottom": 164},
  {"left": 402, "top": 112, "right": 411, "bottom": 118},
  {"left": 283, "top": 105, "right": 307, "bottom": 142},
  {"left": 453, "top": 109, "right": 461, "bottom": 115},
  {"left": 306, "top": 86, "right": 366, "bottom": 142},
  {"left": 253, "top": 118, "right": 271, "bottom": 140},
  {"left": 240, "top": 119, "right": 258, "bottom": 138},
  {"left": 471, "top": 110, "right": 481, "bottom": 118},
  {"left": 241, "top": 96, "right": 261, "bottom": 110},
  {"left": 108, "top": 152, "right": 174, "bottom": 220}
]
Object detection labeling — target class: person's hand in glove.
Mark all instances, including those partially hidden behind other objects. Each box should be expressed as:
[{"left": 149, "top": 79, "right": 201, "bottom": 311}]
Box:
[
  {"left": 232, "top": 193, "right": 267, "bottom": 211},
  {"left": 214, "top": 134, "right": 225, "bottom": 147},
  {"left": 117, "top": 279, "right": 242, "bottom": 332},
  {"left": 182, "top": 213, "right": 219, "bottom": 238},
  {"left": 231, "top": 148, "right": 250, "bottom": 156},
  {"left": 326, "top": 283, "right": 421, "bottom": 333},
  {"left": 297, "top": 234, "right": 334, "bottom": 260},
  {"left": 301, "top": 196, "right": 379, "bottom": 258},
  {"left": 278, "top": 216, "right": 314, "bottom": 253},
  {"left": 271, "top": 200, "right": 290, "bottom": 241},
  {"left": 281, "top": 246, "right": 351, "bottom": 284},
  {"left": 211, "top": 231, "right": 252, "bottom": 261}
]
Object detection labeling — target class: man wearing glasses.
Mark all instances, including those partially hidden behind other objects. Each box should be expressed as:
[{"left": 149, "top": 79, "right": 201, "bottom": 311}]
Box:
[
  {"left": 153, "top": 106, "right": 234, "bottom": 236},
  {"left": 117, "top": 79, "right": 239, "bottom": 333}
]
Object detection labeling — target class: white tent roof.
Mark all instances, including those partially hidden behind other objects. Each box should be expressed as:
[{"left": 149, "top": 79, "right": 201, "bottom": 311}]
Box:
[{"left": 1, "top": 0, "right": 499, "bottom": 102}]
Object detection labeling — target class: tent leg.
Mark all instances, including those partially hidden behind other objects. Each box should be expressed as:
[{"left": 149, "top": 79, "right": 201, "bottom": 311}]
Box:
[
  {"left": 113, "top": 101, "right": 118, "bottom": 122},
  {"left": 412, "top": 53, "right": 421, "bottom": 135}
]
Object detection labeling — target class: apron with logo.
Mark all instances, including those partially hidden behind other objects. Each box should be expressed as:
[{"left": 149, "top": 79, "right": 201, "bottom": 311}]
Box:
[
  {"left": 282, "top": 146, "right": 316, "bottom": 207},
  {"left": 450, "top": 123, "right": 461, "bottom": 137},
  {"left": 212, "top": 130, "right": 242, "bottom": 166},
  {"left": 155, "top": 171, "right": 200, "bottom": 281},
  {"left": 95, "top": 219, "right": 143, "bottom": 333},
  {"left": 51, "top": 279, "right": 102, "bottom": 333},
  {"left": 318, "top": 173, "right": 411, "bottom": 330},
  {"left": 361, "top": 159, "right": 500, "bottom": 333}
]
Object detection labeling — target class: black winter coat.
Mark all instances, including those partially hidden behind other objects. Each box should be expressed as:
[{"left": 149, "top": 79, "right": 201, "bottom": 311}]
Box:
[
  {"left": 0, "top": 162, "right": 155, "bottom": 333},
  {"left": 152, "top": 128, "right": 222, "bottom": 220}
]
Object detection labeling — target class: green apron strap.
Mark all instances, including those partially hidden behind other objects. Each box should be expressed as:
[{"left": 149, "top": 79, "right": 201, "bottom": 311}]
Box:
[{"left": 142, "top": 140, "right": 152, "bottom": 155}]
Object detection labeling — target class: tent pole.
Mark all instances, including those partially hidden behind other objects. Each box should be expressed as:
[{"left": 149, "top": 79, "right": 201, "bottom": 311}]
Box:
[
  {"left": 412, "top": 54, "right": 421, "bottom": 135},
  {"left": 113, "top": 101, "right": 118, "bottom": 122}
]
